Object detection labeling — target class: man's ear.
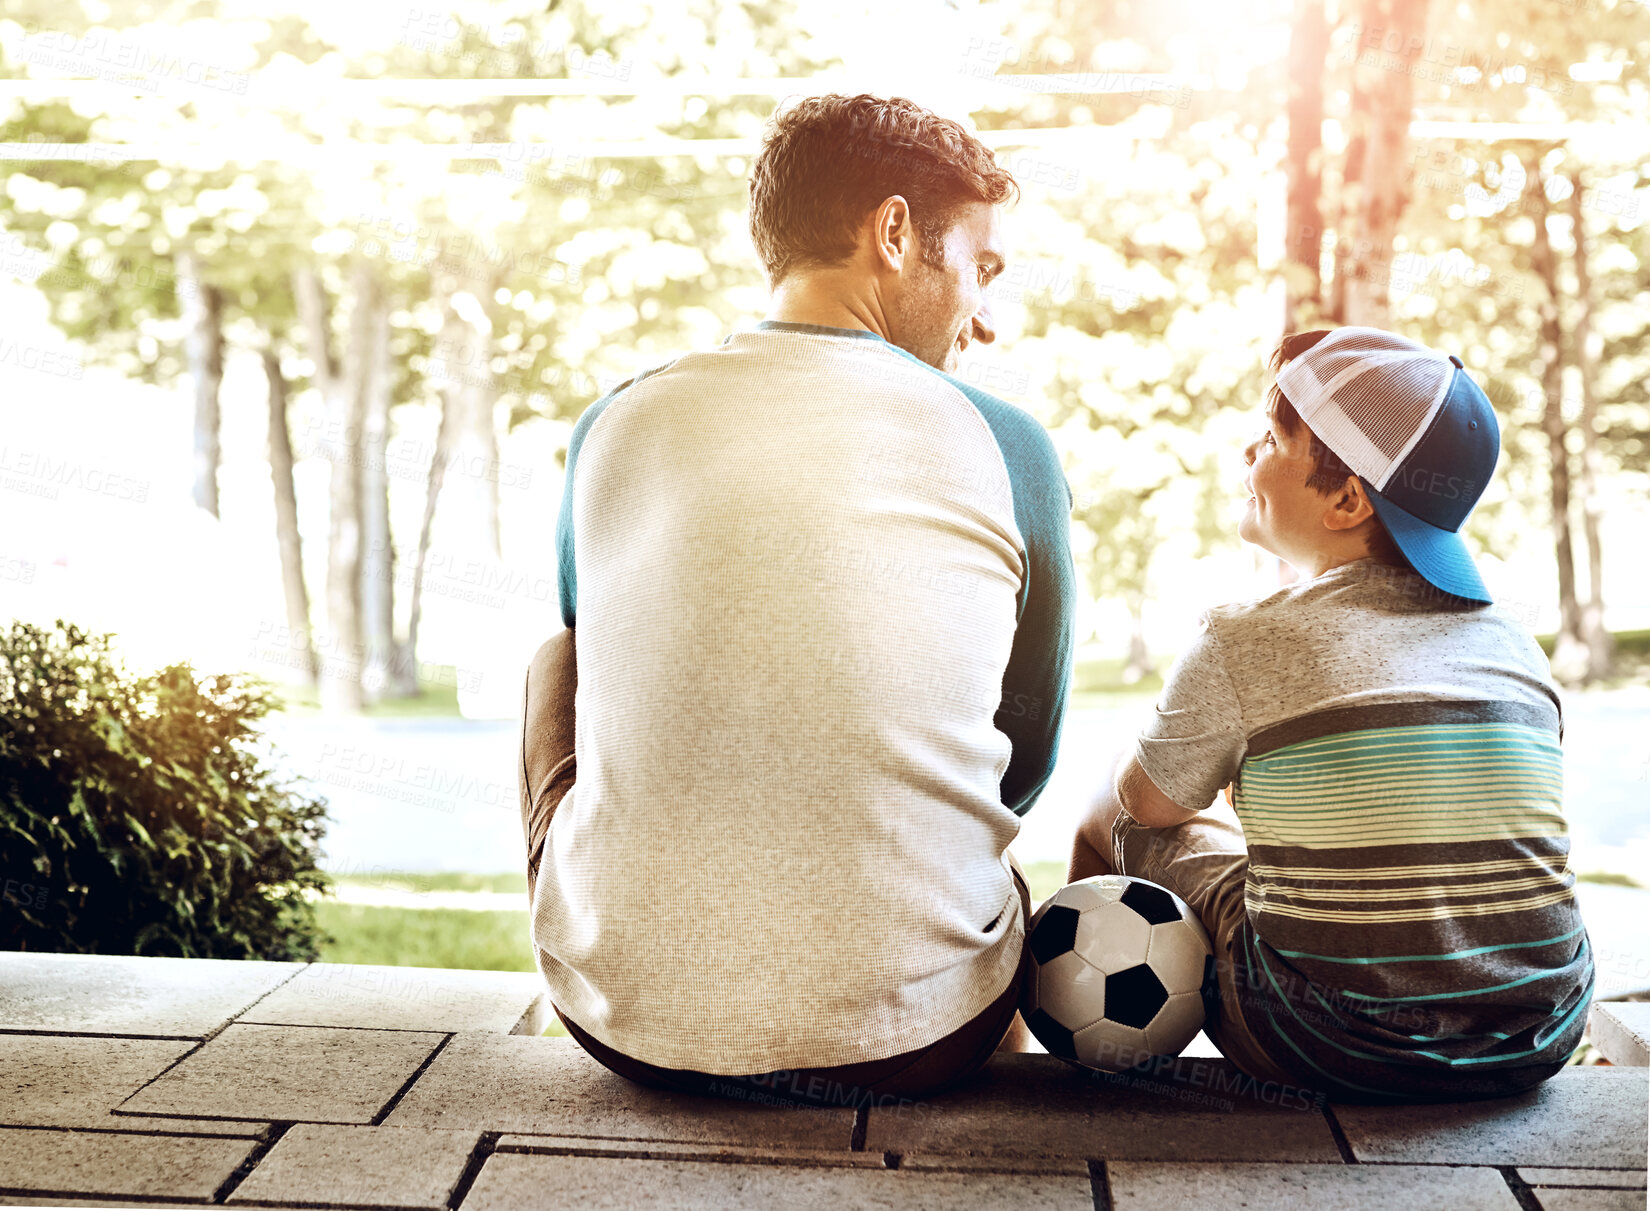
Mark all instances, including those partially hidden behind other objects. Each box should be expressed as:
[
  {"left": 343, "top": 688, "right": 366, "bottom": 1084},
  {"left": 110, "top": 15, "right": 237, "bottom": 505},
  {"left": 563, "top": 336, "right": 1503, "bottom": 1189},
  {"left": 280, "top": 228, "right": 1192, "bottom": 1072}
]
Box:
[
  {"left": 871, "top": 195, "right": 913, "bottom": 274},
  {"left": 1322, "top": 474, "right": 1377, "bottom": 533}
]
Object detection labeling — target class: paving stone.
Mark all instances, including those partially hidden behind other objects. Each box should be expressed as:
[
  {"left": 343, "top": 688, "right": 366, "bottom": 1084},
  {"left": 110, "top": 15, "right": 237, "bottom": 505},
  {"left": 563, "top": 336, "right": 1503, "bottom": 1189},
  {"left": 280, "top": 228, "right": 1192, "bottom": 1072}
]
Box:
[
  {"left": 385, "top": 1034, "right": 855, "bottom": 1149},
  {"left": 494, "top": 1136, "right": 886, "bottom": 1167},
  {"left": 119, "top": 1023, "right": 445, "bottom": 1124},
  {"left": 1590, "top": 1003, "right": 1650, "bottom": 1067},
  {"left": 1520, "top": 1169, "right": 1648, "bottom": 1189},
  {"left": 1106, "top": 1161, "right": 1519, "bottom": 1210},
  {"left": 460, "top": 1151, "right": 1093, "bottom": 1210},
  {"left": 0, "top": 952, "right": 301, "bottom": 1037},
  {"left": 899, "top": 1154, "right": 1092, "bottom": 1176},
  {"left": 0, "top": 1035, "right": 193, "bottom": 1127},
  {"left": 239, "top": 964, "right": 548, "bottom": 1034},
  {"left": 862, "top": 1052, "right": 1341, "bottom": 1162},
  {"left": 1333, "top": 1067, "right": 1649, "bottom": 1167},
  {"left": 0, "top": 1127, "right": 256, "bottom": 1201},
  {"left": 229, "top": 1124, "right": 479, "bottom": 1207},
  {"left": 1530, "top": 1191, "right": 1647, "bottom": 1211}
]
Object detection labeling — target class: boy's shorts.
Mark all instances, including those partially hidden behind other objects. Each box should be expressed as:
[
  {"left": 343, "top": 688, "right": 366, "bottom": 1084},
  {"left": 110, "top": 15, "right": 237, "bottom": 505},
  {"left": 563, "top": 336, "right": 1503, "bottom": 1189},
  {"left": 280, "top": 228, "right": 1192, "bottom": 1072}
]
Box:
[{"left": 1108, "top": 801, "right": 1302, "bottom": 1088}]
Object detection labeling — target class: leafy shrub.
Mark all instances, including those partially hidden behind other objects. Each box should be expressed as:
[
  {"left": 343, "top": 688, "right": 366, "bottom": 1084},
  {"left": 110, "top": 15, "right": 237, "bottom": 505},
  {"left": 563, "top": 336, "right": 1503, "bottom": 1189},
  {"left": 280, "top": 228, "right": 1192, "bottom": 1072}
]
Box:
[{"left": 0, "top": 619, "right": 329, "bottom": 960}]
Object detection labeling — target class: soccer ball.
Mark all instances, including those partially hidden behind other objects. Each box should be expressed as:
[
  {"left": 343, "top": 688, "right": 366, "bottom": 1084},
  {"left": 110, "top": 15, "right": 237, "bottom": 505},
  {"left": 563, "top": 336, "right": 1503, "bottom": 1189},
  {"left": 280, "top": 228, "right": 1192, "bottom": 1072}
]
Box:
[{"left": 1020, "top": 875, "right": 1213, "bottom": 1072}]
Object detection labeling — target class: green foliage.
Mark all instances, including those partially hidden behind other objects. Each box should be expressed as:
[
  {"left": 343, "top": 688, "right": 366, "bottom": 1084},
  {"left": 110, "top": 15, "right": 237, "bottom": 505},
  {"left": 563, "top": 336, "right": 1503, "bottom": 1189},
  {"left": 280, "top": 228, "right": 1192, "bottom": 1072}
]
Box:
[
  {"left": 312, "top": 902, "right": 535, "bottom": 972},
  {"left": 0, "top": 620, "right": 330, "bottom": 960}
]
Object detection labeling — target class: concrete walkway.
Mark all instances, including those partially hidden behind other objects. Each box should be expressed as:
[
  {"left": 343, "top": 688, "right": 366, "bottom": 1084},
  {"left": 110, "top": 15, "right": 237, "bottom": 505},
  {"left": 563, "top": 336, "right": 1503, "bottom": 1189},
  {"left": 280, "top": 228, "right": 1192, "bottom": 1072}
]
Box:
[{"left": 0, "top": 953, "right": 1644, "bottom": 1209}]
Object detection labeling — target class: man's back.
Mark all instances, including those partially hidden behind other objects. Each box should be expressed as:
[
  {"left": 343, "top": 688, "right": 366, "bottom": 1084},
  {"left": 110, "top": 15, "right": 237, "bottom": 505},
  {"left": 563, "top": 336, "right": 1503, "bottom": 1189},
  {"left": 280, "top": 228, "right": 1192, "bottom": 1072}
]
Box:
[{"left": 533, "top": 321, "right": 1074, "bottom": 1073}]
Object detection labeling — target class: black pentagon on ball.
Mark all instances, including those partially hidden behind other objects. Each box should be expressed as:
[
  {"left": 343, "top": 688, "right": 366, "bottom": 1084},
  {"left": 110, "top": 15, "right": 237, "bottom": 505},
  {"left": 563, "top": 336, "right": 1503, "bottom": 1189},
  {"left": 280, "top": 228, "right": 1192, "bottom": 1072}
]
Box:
[
  {"left": 1105, "top": 963, "right": 1169, "bottom": 1029},
  {"left": 1120, "top": 880, "right": 1182, "bottom": 926},
  {"left": 1029, "top": 904, "right": 1081, "bottom": 965},
  {"left": 1024, "top": 1007, "right": 1077, "bottom": 1061}
]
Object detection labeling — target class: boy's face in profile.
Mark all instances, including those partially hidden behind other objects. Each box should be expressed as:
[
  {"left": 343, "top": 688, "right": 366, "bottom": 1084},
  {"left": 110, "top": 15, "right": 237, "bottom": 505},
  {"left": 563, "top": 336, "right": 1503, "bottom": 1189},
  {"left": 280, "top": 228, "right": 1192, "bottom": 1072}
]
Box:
[{"left": 1240, "top": 412, "right": 1331, "bottom": 569}]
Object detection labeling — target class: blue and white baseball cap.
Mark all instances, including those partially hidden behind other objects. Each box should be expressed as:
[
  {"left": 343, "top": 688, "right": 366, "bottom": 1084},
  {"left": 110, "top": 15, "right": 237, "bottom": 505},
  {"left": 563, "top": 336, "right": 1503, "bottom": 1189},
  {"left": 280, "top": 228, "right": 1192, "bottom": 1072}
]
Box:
[{"left": 1274, "top": 327, "right": 1500, "bottom": 603}]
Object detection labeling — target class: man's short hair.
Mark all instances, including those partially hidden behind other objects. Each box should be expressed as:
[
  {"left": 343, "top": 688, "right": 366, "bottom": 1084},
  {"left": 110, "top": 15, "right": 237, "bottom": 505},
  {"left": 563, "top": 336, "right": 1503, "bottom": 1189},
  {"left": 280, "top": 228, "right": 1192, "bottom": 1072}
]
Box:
[
  {"left": 748, "top": 93, "right": 1019, "bottom": 286},
  {"left": 1266, "top": 330, "right": 1411, "bottom": 570}
]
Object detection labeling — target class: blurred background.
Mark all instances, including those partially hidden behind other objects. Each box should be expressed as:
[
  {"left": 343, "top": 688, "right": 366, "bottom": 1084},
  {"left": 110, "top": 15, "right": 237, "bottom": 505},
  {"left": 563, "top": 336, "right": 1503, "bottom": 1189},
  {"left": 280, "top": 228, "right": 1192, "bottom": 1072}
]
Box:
[{"left": 0, "top": 0, "right": 1645, "bottom": 978}]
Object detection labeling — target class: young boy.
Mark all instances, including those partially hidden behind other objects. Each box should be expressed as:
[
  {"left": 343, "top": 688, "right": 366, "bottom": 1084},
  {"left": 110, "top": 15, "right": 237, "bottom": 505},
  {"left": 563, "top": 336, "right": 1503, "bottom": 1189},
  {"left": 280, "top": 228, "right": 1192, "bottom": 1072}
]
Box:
[{"left": 1069, "top": 327, "right": 1593, "bottom": 1101}]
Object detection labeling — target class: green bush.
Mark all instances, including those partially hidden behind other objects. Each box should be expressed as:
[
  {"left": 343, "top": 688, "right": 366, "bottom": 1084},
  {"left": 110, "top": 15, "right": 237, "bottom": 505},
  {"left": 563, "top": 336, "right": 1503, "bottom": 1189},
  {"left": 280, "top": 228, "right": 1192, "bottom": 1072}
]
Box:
[{"left": 0, "top": 619, "right": 329, "bottom": 960}]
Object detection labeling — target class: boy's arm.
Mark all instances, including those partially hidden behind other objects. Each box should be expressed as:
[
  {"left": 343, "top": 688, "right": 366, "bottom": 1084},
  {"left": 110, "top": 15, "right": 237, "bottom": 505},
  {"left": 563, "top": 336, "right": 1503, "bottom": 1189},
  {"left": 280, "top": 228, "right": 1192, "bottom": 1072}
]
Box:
[
  {"left": 1116, "top": 753, "right": 1201, "bottom": 828},
  {"left": 1129, "top": 613, "right": 1247, "bottom": 815}
]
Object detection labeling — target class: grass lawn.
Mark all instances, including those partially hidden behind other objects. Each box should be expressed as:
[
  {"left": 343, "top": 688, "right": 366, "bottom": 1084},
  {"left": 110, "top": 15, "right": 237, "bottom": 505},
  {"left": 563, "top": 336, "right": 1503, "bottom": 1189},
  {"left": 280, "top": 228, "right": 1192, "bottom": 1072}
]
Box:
[{"left": 313, "top": 902, "right": 536, "bottom": 972}]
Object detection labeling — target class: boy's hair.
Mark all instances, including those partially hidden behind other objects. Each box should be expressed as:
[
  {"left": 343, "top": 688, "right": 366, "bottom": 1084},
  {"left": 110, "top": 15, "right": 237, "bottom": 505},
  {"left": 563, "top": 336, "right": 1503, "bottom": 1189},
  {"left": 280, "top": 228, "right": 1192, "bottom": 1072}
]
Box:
[
  {"left": 1266, "top": 330, "right": 1412, "bottom": 570},
  {"left": 748, "top": 94, "right": 1019, "bottom": 287}
]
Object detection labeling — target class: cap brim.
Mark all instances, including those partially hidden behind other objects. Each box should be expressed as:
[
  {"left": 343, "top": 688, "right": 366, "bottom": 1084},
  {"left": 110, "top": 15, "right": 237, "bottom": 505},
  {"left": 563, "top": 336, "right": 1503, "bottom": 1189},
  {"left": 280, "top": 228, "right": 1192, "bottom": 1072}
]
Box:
[{"left": 1365, "top": 485, "right": 1492, "bottom": 604}]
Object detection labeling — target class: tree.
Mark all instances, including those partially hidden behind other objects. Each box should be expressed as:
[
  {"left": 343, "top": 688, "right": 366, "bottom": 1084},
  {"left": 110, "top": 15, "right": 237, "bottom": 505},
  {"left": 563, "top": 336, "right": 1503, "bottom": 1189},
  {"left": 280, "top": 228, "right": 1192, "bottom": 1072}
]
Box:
[{"left": 1284, "top": 0, "right": 1330, "bottom": 329}]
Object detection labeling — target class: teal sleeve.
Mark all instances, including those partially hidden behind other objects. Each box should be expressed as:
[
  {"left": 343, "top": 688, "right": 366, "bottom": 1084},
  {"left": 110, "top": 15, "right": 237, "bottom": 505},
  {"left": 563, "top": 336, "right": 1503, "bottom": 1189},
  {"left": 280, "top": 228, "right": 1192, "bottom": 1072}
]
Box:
[
  {"left": 964, "top": 390, "right": 1076, "bottom": 816},
  {"left": 556, "top": 361, "right": 680, "bottom": 628}
]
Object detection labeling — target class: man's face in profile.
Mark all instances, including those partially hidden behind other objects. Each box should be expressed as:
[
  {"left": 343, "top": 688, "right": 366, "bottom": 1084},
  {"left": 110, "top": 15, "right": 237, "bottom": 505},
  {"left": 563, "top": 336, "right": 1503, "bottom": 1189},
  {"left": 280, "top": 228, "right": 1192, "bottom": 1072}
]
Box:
[{"left": 888, "top": 201, "right": 1005, "bottom": 374}]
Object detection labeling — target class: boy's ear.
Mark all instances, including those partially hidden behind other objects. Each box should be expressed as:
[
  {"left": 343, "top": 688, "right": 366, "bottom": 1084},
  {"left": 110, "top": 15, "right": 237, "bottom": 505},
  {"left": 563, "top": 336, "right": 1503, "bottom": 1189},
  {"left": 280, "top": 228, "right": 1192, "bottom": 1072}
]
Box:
[{"left": 1322, "top": 474, "right": 1377, "bottom": 533}]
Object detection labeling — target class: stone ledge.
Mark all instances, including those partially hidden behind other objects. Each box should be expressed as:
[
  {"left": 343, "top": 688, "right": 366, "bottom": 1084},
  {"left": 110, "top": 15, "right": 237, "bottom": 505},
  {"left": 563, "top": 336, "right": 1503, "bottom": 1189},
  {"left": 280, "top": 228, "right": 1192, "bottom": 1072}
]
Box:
[{"left": 1589, "top": 1003, "right": 1650, "bottom": 1067}]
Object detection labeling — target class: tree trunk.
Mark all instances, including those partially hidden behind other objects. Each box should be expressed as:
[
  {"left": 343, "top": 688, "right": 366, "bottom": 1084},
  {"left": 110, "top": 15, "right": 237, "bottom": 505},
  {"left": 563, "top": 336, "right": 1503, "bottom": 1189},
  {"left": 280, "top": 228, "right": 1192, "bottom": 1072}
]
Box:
[
  {"left": 355, "top": 266, "right": 397, "bottom": 703},
  {"left": 1567, "top": 173, "right": 1615, "bottom": 682},
  {"left": 1122, "top": 592, "right": 1153, "bottom": 685},
  {"left": 401, "top": 372, "right": 459, "bottom": 699},
  {"left": 1342, "top": 0, "right": 1430, "bottom": 326},
  {"left": 1524, "top": 153, "right": 1585, "bottom": 683},
  {"left": 294, "top": 264, "right": 365, "bottom": 713},
  {"left": 177, "top": 251, "right": 223, "bottom": 517},
  {"left": 261, "top": 347, "right": 317, "bottom": 687},
  {"left": 1284, "top": 0, "right": 1329, "bottom": 329}
]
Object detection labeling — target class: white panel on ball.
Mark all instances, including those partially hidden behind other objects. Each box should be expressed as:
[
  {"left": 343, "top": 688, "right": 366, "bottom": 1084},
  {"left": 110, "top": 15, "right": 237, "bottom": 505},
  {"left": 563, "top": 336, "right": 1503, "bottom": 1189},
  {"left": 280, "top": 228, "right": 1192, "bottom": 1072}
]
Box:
[
  {"left": 1037, "top": 949, "right": 1108, "bottom": 1034},
  {"left": 1073, "top": 1017, "right": 1151, "bottom": 1072},
  {"left": 1143, "top": 990, "right": 1207, "bottom": 1057},
  {"left": 1073, "top": 900, "right": 1152, "bottom": 973},
  {"left": 1146, "top": 919, "right": 1211, "bottom": 995}
]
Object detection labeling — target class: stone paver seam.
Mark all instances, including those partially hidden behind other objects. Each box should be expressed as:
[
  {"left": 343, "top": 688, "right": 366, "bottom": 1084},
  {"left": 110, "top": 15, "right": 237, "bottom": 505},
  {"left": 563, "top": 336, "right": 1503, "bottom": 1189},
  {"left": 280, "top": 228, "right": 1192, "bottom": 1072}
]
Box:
[
  {"left": 209, "top": 962, "right": 315, "bottom": 1042},
  {"left": 0, "top": 1027, "right": 197, "bottom": 1042},
  {"left": 211, "top": 1120, "right": 293, "bottom": 1204},
  {"left": 848, "top": 1104, "right": 869, "bottom": 1152},
  {"left": 0, "top": 1121, "right": 270, "bottom": 1142},
  {"left": 443, "top": 1129, "right": 501, "bottom": 1210},
  {"left": 492, "top": 1141, "right": 891, "bottom": 1171},
  {"left": 1084, "top": 1159, "right": 1111, "bottom": 1211},
  {"left": 368, "top": 1033, "right": 456, "bottom": 1127},
  {"left": 1320, "top": 1103, "right": 1360, "bottom": 1164},
  {"left": 95, "top": 964, "right": 315, "bottom": 1120},
  {"left": 1498, "top": 1165, "right": 1549, "bottom": 1211}
]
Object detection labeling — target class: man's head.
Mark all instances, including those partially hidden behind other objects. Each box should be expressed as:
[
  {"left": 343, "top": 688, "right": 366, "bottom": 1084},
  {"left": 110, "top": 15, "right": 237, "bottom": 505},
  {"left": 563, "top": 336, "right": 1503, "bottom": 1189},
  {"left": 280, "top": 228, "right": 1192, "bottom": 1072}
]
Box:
[
  {"left": 1241, "top": 330, "right": 1411, "bottom": 576},
  {"left": 748, "top": 94, "right": 1018, "bottom": 372}
]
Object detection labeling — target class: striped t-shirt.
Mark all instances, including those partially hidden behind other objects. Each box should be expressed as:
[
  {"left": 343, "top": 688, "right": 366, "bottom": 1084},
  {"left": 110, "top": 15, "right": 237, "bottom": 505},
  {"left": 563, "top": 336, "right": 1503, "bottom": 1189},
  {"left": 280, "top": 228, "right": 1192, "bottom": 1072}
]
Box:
[
  {"left": 1137, "top": 559, "right": 1592, "bottom": 1099},
  {"left": 531, "top": 320, "right": 1075, "bottom": 1073}
]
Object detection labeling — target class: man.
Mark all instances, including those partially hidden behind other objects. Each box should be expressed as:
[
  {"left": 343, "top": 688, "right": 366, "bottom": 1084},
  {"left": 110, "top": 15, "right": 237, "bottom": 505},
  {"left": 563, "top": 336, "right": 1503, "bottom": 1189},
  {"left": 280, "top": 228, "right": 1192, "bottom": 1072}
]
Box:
[{"left": 518, "top": 94, "right": 1075, "bottom": 1105}]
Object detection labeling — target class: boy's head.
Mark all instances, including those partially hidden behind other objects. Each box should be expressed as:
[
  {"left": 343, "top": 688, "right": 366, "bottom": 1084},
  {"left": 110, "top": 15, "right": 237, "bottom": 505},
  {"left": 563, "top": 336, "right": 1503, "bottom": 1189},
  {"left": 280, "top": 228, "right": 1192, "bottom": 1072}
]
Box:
[{"left": 1243, "top": 327, "right": 1500, "bottom": 602}]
